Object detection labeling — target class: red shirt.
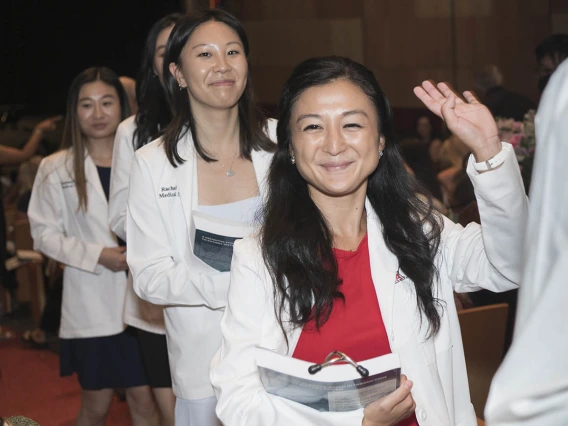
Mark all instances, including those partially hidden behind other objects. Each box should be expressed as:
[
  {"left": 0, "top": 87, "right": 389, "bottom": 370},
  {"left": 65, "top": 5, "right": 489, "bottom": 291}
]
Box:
[{"left": 293, "top": 234, "right": 418, "bottom": 426}]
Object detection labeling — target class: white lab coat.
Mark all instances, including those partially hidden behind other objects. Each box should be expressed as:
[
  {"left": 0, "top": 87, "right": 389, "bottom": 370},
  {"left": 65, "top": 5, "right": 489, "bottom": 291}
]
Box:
[
  {"left": 485, "top": 60, "right": 568, "bottom": 425},
  {"left": 28, "top": 149, "right": 127, "bottom": 339},
  {"left": 210, "top": 144, "right": 528, "bottom": 426},
  {"left": 127, "top": 120, "right": 277, "bottom": 400},
  {"left": 110, "top": 116, "right": 165, "bottom": 334}
]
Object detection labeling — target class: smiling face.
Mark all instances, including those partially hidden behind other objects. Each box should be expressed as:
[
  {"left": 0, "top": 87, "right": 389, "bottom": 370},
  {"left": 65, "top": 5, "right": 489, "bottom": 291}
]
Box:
[
  {"left": 170, "top": 20, "right": 247, "bottom": 111},
  {"left": 290, "top": 79, "right": 385, "bottom": 201},
  {"left": 76, "top": 80, "right": 122, "bottom": 142},
  {"left": 154, "top": 25, "right": 174, "bottom": 85}
]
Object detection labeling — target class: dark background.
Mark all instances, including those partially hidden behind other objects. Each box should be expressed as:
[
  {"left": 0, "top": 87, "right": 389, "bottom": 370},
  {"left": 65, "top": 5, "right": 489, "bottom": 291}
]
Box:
[{"left": 1, "top": 0, "right": 183, "bottom": 115}]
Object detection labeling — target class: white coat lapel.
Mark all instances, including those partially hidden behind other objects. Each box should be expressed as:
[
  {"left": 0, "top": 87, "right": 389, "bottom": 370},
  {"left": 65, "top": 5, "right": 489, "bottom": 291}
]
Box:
[
  {"left": 366, "top": 199, "right": 398, "bottom": 339},
  {"left": 85, "top": 154, "right": 107, "bottom": 203},
  {"left": 173, "top": 131, "right": 198, "bottom": 236}
]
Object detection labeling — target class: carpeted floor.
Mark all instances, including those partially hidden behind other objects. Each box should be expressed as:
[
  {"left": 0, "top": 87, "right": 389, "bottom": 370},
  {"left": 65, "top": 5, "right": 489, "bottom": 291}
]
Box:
[{"left": 0, "top": 327, "right": 131, "bottom": 426}]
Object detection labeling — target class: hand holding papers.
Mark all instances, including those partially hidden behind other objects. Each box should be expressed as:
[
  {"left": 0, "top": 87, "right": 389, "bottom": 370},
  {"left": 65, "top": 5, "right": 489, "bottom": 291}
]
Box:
[{"left": 256, "top": 348, "right": 401, "bottom": 412}]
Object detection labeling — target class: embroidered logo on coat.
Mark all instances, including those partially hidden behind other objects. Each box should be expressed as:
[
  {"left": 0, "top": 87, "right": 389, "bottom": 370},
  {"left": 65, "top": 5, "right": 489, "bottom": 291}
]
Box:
[
  {"left": 395, "top": 269, "right": 407, "bottom": 284},
  {"left": 159, "top": 185, "right": 179, "bottom": 198}
]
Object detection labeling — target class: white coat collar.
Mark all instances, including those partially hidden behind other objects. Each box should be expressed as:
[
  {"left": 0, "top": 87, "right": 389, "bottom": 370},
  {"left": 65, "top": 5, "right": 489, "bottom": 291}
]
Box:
[{"left": 83, "top": 153, "right": 108, "bottom": 204}]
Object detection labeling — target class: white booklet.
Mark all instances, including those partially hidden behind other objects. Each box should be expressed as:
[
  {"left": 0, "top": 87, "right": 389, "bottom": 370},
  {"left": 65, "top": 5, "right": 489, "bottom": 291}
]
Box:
[
  {"left": 191, "top": 211, "right": 252, "bottom": 273},
  {"left": 256, "top": 347, "right": 401, "bottom": 412}
]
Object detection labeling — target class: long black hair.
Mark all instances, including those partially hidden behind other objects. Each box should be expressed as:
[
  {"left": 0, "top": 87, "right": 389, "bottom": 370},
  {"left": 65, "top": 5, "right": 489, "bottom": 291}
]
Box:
[
  {"left": 133, "top": 13, "right": 184, "bottom": 150},
  {"left": 261, "top": 56, "right": 443, "bottom": 338},
  {"left": 161, "top": 9, "right": 274, "bottom": 167}
]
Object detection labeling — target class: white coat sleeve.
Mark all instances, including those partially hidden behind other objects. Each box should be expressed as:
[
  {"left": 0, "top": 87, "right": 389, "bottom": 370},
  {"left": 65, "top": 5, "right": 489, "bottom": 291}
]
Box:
[
  {"left": 441, "top": 143, "right": 528, "bottom": 293},
  {"left": 28, "top": 159, "right": 104, "bottom": 273},
  {"left": 126, "top": 153, "right": 230, "bottom": 308},
  {"left": 108, "top": 120, "right": 135, "bottom": 241},
  {"left": 211, "top": 239, "right": 364, "bottom": 426}
]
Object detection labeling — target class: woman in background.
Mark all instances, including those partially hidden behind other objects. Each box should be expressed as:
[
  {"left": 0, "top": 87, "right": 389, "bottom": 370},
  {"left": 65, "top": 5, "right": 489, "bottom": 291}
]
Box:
[
  {"left": 28, "top": 67, "right": 157, "bottom": 426},
  {"left": 110, "top": 13, "right": 183, "bottom": 426},
  {"left": 126, "top": 9, "right": 276, "bottom": 426},
  {"left": 415, "top": 115, "right": 442, "bottom": 167}
]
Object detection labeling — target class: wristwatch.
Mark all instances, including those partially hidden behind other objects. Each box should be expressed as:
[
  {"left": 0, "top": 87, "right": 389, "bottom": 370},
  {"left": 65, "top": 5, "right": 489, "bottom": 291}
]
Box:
[{"left": 473, "top": 144, "right": 507, "bottom": 172}]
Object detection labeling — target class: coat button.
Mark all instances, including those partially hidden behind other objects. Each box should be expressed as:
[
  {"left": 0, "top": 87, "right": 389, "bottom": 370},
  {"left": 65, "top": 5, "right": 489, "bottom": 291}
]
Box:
[
  {"left": 418, "top": 408, "right": 427, "bottom": 421},
  {"left": 390, "top": 331, "right": 395, "bottom": 342}
]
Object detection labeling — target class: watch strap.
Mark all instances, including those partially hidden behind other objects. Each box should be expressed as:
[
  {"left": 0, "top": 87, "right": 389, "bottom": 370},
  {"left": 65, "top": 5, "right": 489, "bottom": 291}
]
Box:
[{"left": 473, "top": 143, "right": 507, "bottom": 172}]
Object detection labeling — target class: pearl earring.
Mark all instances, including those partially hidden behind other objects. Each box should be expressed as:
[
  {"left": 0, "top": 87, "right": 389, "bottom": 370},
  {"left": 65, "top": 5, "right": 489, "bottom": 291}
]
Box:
[{"left": 379, "top": 151, "right": 384, "bottom": 157}]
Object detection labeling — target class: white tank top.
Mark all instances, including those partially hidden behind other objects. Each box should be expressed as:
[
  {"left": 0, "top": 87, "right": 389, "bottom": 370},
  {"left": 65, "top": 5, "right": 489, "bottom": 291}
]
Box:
[{"left": 197, "top": 195, "right": 261, "bottom": 224}]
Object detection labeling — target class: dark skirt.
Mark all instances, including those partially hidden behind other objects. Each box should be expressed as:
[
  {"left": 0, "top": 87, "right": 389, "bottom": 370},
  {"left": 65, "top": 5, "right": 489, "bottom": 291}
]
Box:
[
  {"left": 137, "top": 328, "right": 173, "bottom": 388},
  {"left": 60, "top": 327, "right": 148, "bottom": 390}
]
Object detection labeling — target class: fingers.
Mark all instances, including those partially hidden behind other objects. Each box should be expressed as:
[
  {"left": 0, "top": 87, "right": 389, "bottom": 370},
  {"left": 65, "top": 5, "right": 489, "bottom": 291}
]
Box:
[
  {"left": 414, "top": 85, "right": 442, "bottom": 118},
  {"left": 423, "top": 80, "right": 447, "bottom": 104},
  {"left": 463, "top": 91, "right": 480, "bottom": 104},
  {"left": 436, "top": 82, "right": 465, "bottom": 105},
  {"left": 117, "top": 246, "right": 127, "bottom": 253},
  {"left": 381, "top": 377, "right": 413, "bottom": 412},
  {"left": 440, "top": 93, "right": 459, "bottom": 128}
]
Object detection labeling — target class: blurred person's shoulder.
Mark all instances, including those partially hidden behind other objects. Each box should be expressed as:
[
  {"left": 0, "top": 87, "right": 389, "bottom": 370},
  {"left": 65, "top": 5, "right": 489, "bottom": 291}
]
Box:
[{"left": 117, "top": 115, "right": 137, "bottom": 136}]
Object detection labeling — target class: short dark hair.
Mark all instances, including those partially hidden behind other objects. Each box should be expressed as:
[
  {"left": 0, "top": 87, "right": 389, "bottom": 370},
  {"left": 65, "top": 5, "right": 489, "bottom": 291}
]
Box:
[
  {"left": 535, "top": 34, "right": 568, "bottom": 64},
  {"left": 161, "top": 9, "right": 274, "bottom": 167},
  {"left": 134, "top": 13, "right": 184, "bottom": 150},
  {"left": 261, "top": 56, "right": 443, "bottom": 339}
]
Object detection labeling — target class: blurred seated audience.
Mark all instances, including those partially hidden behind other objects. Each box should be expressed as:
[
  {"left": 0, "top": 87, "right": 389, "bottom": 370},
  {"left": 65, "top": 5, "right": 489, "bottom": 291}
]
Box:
[
  {"left": 436, "top": 135, "right": 470, "bottom": 210},
  {"left": 14, "top": 156, "right": 42, "bottom": 219},
  {"left": 1, "top": 116, "right": 61, "bottom": 316},
  {"left": 535, "top": 33, "right": 568, "bottom": 93},
  {"left": 0, "top": 116, "right": 61, "bottom": 166},
  {"left": 474, "top": 64, "right": 535, "bottom": 121},
  {"left": 415, "top": 115, "right": 443, "bottom": 168},
  {"left": 399, "top": 137, "right": 443, "bottom": 203}
]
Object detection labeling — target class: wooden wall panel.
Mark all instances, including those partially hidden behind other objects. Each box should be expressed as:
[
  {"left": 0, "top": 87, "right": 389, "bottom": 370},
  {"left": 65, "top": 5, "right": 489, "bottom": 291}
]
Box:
[
  {"left": 551, "top": 0, "right": 568, "bottom": 13},
  {"left": 363, "top": 0, "right": 453, "bottom": 107},
  {"left": 245, "top": 18, "right": 363, "bottom": 104},
  {"left": 552, "top": 14, "right": 568, "bottom": 33},
  {"left": 221, "top": 0, "right": 559, "bottom": 108}
]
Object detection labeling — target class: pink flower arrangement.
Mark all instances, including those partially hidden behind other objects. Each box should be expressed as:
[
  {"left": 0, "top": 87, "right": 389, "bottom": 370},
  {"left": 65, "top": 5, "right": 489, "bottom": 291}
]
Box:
[
  {"left": 509, "top": 133, "right": 523, "bottom": 148},
  {"left": 495, "top": 110, "right": 536, "bottom": 190}
]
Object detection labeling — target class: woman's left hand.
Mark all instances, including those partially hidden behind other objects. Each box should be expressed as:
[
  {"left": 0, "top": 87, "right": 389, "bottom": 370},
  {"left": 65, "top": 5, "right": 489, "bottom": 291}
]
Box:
[{"left": 414, "top": 81, "right": 501, "bottom": 162}]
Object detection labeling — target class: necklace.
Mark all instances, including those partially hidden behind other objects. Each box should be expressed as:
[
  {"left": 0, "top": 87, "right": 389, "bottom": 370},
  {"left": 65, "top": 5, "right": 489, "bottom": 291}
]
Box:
[
  {"left": 211, "top": 152, "right": 238, "bottom": 177},
  {"left": 220, "top": 149, "right": 239, "bottom": 177},
  {"left": 226, "top": 155, "right": 236, "bottom": 177}
]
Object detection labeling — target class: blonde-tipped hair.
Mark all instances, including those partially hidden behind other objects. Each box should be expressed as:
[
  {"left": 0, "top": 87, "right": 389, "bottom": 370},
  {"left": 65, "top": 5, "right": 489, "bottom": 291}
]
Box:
[{"left": 60, "top": 67, "right": 129, "bottom": 211}]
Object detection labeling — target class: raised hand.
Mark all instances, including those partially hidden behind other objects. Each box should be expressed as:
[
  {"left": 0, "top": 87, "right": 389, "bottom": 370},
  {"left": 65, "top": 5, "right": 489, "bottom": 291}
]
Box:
[
  {"left": 34, "top": 115, "right": 63, "bottom": 134},
  {"left": 414, "top": 81, "right": 501, "bottom": 162}
]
